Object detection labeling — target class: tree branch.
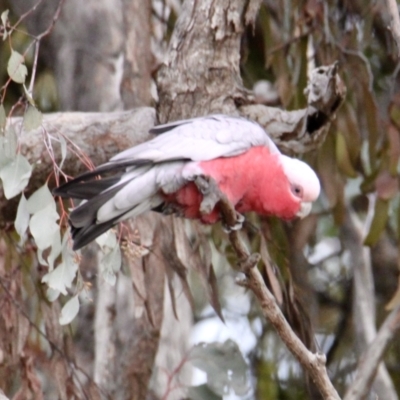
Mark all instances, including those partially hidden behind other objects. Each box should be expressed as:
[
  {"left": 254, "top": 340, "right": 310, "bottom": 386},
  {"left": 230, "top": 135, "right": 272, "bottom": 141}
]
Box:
[
  {"left": 239, "top": 62, "right": 346, "bottom": 154},
  {"left": 211, "top": 188, "right": 341, "bottom": 400},
  {"left": 344, "top": 304, "right": 400, "bottom": 400},
  {"left": 341, "top": 208, "right": 398, "bottom": 400},
  {"left": 0, "top": 108, "right": 156, "bottom": 223},
  {"left": 382, "top": 0, "right": 400, "bottom": 60}
]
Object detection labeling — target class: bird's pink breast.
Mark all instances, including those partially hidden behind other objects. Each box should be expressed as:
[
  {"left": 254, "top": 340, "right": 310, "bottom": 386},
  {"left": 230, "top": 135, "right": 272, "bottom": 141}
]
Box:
[{"left": 162, "top": 146, "right": 301, "bottom": 223}]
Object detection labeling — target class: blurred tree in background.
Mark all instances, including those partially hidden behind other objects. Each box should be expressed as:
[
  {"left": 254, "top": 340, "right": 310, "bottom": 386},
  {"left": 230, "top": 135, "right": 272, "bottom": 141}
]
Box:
[{"left": 0, "top": 0, "right": 400, "bottom": 399}]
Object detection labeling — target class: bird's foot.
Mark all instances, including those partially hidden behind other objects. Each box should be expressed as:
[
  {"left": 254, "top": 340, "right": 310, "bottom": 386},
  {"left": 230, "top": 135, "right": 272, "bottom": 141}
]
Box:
[
  {"left": 222, "top": 212, "right": 245, "bottom": 233},
  {"left": 194, "top": 175, "right": 222, "bottom": 215},
  {"left": 162, "top": 203, "right": 184, "bottom": 217}
]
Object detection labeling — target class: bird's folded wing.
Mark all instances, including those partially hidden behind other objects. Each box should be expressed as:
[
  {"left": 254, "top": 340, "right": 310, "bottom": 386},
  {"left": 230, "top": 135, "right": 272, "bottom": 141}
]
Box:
[{"left": 110, "top": 115, "right": 279, "bottom": 164}]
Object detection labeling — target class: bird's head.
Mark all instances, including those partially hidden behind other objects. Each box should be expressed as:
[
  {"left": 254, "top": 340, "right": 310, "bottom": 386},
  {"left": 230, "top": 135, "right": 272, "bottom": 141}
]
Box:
[{"left": 280, "top": 155, "right": 321, "bottom": 219}]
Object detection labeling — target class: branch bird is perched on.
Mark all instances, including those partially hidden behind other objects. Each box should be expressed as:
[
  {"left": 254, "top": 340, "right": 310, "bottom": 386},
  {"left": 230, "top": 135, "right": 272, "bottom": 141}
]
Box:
[{"left": 53, "top": 115, "right": 321, "bottom": 250}]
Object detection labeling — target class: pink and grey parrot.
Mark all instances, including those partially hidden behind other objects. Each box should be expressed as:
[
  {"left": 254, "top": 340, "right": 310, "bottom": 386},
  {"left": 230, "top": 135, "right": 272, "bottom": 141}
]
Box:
[{"left": 53, "top": 115, "right": 320, "bottom": 250}]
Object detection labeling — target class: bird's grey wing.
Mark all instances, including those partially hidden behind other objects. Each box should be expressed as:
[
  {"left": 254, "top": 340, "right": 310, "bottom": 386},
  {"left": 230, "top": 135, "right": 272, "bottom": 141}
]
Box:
[{"left": 111, "top": 114, "right": 279, "bottom": 164}]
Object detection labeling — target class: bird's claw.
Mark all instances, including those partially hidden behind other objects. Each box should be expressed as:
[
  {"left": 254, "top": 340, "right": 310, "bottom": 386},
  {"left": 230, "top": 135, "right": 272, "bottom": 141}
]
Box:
[
  {"left": 222, "top": 212, "right": 245, "bottom": 233},
  {"left": 194, "top": 175, "right": 222, "bottom": 215}
]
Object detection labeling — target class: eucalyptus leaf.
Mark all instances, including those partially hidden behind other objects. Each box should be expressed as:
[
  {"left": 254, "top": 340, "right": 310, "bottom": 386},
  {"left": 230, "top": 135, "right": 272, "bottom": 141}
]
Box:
[
  {"left": 187, "top": 385, "right": 222, "bottom": 400},
  {"left": 1, "top": 10, "right": 8, "bottom": 41},
  {"left": 189, "top": 340, "right": 249, "bottom": 396},
  {"left": 96, "top": 229, "right": 118, "bottom": 249},
  {"left": 99, "top": 244, "right": 121, "bottom": 286},
  {"left": 0, "top": 154, "right": 32, "bottom": 199},
  {"left": 1, "top": 10, "right": 8, "bottom": 27},
  {"left": 59, "top": 295, "right": 80, "bottom": 325},
  {"left": 41, "top": 257, "right": 78, "bottom": 295},
  {"left": 23, "top": 84, "right": 36, "bottom": 106},
  {"left": 26, "top": 184, "right": 55, "bottom": 214},
  {"left": 29, "top": 203, "right": 60, "bottom": 250},
  {"left": 23, "top": 106, "right": 42, "bottom": 131},
  {"left": 0, "top": 137, "right": 9, "bottom": 169},
  {"left": 41, "top": 230, "right": 79, "bottom": 295},
  {"left": 0, "top": 104, "right": 6, "bottom": 131},
  {"left": 364, "top": 198, "right": 389, "bottom": 246},
  {"left": 7, "top": 50, "right": 28, "bottom": 84},
  {"left": 46, "top": 287, "right": 60, "bottom": 302},
  {"left": 3, "top": 126, "right": 17, "bottom": 159},
  {"left": 47, "top": 230, "right": 62, "bottom": 270},
  {"left": 15, "top": 194, "right": 29, "bottom": 244}
]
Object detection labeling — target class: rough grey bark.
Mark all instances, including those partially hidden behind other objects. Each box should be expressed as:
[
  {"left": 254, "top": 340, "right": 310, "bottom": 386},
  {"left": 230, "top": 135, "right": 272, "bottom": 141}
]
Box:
[
  {"left": 157, "top": 1, "right": 345, "bottom": 155},
  {"left": 0, "top": 108, "right": 156, "bottom": 224},
  {"left": 157, "top": 0, "right": 263, "bottom": 122}
]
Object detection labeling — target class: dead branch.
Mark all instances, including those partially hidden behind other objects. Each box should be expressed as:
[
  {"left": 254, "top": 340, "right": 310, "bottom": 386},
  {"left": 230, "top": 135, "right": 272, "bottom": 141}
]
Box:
[{"left": 239, "top": 63, "right": 346, "bottom": 154}]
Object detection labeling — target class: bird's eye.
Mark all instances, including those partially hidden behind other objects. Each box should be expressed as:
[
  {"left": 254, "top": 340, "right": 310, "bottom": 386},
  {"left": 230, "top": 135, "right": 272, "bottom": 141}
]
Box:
[{"left": 291, "top": 184, "right": 303, "bottom": 198}]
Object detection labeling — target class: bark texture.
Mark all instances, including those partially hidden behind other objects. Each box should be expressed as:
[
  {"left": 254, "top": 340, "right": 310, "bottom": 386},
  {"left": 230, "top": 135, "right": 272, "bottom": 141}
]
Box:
[
  {"left": 0, "top": 108, "right": 156, "bottom": 224},
  {"left": 157, "top": 0, "right": 262, "bottom": 122}
]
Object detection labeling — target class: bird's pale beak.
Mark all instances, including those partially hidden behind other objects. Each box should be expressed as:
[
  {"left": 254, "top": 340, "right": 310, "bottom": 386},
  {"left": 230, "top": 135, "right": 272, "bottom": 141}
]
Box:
[{"left": 296, "top": 202, "right": 312, "bottom": 219}]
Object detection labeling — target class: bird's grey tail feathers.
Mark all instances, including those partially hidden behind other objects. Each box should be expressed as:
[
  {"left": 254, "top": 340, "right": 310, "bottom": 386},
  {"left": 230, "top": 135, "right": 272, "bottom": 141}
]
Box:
[{"left": 53, "top": 160, "right": 156, "bottom": 250}]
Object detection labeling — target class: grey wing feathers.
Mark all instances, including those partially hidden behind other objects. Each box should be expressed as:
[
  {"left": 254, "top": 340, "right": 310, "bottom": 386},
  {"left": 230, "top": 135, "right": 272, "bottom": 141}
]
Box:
[
  {"left": 111, "top": 114, "right": 278, "bottom": 163},
  {"left": 53, "top": 114, "right": 274, "bottom": 250}
]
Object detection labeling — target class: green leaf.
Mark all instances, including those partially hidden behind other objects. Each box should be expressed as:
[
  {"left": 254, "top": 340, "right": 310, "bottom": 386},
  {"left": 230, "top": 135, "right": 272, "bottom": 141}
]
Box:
[
  {"left": 336, "top": 132, "right": 357, "bottom": 178},
  {"left": 26, "top": 184, "right": 55, "bottom": 214},
  {"left": 0, "top": 154, "right": 32, "bottom": 199},
  {"left": 96, "top": 229, "right": 118, "bottom": 249},
  {"left": 23, "top": 84, "right": 36, "bottom": 106},
  {"left": 29, "top": 203, "right": 60, "bottom": 250},
  {"left": 42, "top": 232, "right": 78, "bottom": 295},
  {"left": 23, "top": 106, "right": 42, "bottom": 131},
  {"left": 1, "top": 10, "right": 9, "bottom": 27},
  {"left": 3, "top": 126, "right": 17, "bottom": 159},
  {"left": 187, "top": 385, "right": 222, "bottom": 400},
  {"left": 96, "top": 230, "right": 122, "bottom": 284},
  {"left": 0, "top": 104, "right": 6, "bottom": 131},
  {"left": 42, "top": 258, "right": 78, "bottom": 295},
  {"left": 15, "top": 194, "right": 29, "bottom": 244},
  {"left": 99, "top": 243, "right": 121, "bottom": 286},
  {"left": 7, "top": 50, "right": 28, "bottom": 84},
  {"left": 46, "top": 287, "right": 60, "bottom": 302},
  {"left": 189, "top": 340, "right": 249, "bottom": 396},
  {"left": 59, "top": 295, "right": 80, "bottom": 325},
  {"left": 28, "top": 189, "right": 61, "bottom": 268},
  {"left": 45, "top": 230, "right": 62, "bottom": 270},
  {"left": 364, "top": 198, "right": 389, "bottom": 246},
  {"left": 1, "top": 10, "right": 8, "bottom": 41}
]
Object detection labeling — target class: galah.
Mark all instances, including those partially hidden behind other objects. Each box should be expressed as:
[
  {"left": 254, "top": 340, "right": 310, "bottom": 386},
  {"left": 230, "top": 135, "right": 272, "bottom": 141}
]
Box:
[{"left": 53, "top": 115, "right": 320, "bottom": 250}]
